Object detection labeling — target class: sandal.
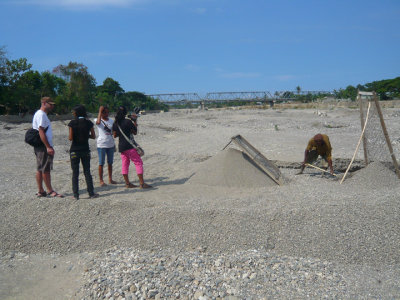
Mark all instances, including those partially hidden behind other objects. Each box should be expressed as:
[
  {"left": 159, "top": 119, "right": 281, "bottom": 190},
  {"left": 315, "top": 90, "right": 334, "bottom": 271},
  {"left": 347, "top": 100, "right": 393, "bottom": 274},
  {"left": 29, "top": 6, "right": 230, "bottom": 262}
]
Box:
[
  {"left": 36, "top": 191, "right": 47, "bottom": 197},
  {"left": 125, "top": 183, "right": 137, "bottom": 188},
  {"left": 48, "top": 191, "right": 64, "bottom": 198},
  {"left": 140, "top": 183, "right": 153, "bottom": 189}
]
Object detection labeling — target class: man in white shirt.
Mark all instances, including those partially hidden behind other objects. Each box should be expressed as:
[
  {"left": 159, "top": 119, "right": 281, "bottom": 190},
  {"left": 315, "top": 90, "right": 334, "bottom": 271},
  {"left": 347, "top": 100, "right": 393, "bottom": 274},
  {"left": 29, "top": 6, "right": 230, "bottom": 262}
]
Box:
[{"left": 32, "top": 97, "right": 63, "bottom": 197}]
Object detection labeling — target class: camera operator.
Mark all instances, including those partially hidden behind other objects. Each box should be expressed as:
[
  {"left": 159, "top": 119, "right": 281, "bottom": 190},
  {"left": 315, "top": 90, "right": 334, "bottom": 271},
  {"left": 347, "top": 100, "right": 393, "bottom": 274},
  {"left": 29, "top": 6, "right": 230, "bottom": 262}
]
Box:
[{"left": 112, "top": 106, "right": 151, "bottom": 189}]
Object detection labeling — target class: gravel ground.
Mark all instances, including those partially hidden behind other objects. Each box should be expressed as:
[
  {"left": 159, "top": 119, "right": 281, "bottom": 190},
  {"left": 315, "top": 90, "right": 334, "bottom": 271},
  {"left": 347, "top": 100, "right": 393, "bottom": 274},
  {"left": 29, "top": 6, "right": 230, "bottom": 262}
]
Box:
[{"left": 1, "top": 106, "right": 400, "bottom": 299}]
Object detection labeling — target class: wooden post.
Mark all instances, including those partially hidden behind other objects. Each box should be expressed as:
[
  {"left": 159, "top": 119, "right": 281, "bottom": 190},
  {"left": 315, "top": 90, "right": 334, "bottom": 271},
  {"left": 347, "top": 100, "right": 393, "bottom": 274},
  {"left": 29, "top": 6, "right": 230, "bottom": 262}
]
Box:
[
  {"left": 372, "top": 92, "right": 400, "bottom": 179},
  {"left": 358, "top": 91, "right": 369, "bottom": 165},
  {"left": 341, "top": 102, "right": 371, "bottom": 184}
]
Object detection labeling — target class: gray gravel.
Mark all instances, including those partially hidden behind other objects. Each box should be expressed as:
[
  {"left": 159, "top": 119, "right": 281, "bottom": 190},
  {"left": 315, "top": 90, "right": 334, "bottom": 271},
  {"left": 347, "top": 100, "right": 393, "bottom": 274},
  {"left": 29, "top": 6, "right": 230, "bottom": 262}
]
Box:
[
  {"left": 80, "top": 248, "right": 350, "bottom": 299},
  {"left": 1, "top": 107, "right": 400, "bottom": 298}
]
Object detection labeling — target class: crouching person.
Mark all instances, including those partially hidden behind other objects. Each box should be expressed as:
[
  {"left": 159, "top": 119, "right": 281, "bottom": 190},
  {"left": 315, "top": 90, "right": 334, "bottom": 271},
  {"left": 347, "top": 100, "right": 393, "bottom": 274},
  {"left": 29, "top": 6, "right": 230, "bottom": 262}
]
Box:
[{"left": 298, "top": 133, "right": 334, "bottom": 175}]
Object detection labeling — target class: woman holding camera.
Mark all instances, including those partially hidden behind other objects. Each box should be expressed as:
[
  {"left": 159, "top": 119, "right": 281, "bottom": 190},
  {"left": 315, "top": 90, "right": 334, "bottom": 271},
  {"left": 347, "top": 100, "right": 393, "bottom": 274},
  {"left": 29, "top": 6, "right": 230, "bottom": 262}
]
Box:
[
  {"left": 95, "top": 106, "right": 117, "bottom": 186},
  {"left": 112, "top": 106, "right": 152, "bottom": 189}
]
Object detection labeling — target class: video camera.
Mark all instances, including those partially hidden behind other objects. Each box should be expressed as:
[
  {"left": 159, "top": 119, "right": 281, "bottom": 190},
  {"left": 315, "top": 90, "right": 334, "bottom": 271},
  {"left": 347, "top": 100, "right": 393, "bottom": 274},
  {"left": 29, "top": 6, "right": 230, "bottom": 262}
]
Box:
[{"left": 128, "top": 107, "right": 141, "bottom": 121}]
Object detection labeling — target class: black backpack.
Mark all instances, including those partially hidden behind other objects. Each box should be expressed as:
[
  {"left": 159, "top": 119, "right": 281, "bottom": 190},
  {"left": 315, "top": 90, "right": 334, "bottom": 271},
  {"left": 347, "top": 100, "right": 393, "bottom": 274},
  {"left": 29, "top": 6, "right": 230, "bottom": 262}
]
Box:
[{"left": 25, "top": 127, "right": 48, "bottom": 147}]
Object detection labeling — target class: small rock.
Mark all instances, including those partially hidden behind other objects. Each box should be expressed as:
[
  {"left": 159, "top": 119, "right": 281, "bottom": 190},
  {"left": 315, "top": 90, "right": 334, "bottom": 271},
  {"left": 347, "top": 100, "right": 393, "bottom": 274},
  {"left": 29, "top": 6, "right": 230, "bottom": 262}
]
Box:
[
  {"left": 194, "top": 291, "right": 204, "bottom": 299},
  {"left": 148, "top": 289, "right": 158, "bottom": 298}
]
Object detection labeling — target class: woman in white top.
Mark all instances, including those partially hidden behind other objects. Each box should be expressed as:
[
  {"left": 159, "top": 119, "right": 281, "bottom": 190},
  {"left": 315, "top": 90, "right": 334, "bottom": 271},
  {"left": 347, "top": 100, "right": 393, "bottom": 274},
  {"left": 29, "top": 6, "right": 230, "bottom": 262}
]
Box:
[{"left": 95, "top": 106, "right": 117, "bottom": 186}]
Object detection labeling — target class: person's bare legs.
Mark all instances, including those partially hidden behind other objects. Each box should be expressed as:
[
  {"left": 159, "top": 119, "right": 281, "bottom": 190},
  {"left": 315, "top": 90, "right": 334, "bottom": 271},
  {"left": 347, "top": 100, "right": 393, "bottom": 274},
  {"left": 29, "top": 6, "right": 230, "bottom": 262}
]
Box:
[
  {"left": 123, "top": 174, "right": 137, "bottom": 188},
  {"left": 296, "top": 163, "right": 305, "bottom": 175},
  {"left": 42, "top": 172, "right": 53, "bottom": 193},
  {"left": 108, "top": 164, "right": 117, "bottom": 184},
  {"left": 99, "top": 165, "right": 106, "bottom": 186},
  {"left": 36, "top": 171, "right": 45, "bottom": 193},
  {"left": 138, "top": 174, "right": 152, "bottom": 188}
]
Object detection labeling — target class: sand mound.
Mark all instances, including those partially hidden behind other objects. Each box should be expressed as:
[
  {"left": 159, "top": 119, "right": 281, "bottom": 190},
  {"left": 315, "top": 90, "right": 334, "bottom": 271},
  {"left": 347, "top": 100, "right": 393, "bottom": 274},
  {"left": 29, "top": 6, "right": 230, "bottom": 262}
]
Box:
[
  {"left": 188, "top": 148, "right": 277, "bottom": 188},
  {"left": 346, "top": 161, "right": 399, "bottom": 187}
]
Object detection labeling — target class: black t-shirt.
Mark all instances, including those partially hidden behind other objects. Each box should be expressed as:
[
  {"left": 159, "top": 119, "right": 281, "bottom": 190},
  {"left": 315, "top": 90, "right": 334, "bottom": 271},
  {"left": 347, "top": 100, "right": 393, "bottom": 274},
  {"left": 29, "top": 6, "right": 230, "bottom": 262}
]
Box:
[
  {"left": 68, "top": 119, "right": 94, "bottom": 152},
  {"left": 112, "top": 119, "right": 136, "bottom": 153}
]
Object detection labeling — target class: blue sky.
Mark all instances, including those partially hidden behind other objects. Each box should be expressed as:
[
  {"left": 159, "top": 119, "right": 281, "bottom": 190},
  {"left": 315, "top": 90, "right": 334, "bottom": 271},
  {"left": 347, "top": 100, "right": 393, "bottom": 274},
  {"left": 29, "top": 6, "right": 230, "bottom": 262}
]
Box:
[{"left": 1, "top": 0, "right": 399, "bottom": 94}]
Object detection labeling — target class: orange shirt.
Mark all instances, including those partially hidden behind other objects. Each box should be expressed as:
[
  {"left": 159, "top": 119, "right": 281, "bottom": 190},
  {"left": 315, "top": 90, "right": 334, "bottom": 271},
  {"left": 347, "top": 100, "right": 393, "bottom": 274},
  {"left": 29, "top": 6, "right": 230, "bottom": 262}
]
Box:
[{"left": 306, "top": 134, "right": 332, "bottom": 160}]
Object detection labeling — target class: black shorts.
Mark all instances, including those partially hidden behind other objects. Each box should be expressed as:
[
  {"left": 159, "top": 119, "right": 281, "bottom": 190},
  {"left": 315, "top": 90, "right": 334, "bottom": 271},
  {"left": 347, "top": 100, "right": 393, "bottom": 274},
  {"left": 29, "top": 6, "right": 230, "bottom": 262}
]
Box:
[
  {"left": 34, "top": 147, "right": 53, "bottom": 172},
  {"left": 306, "top": 149, "right": 328, "bottom": 164}
]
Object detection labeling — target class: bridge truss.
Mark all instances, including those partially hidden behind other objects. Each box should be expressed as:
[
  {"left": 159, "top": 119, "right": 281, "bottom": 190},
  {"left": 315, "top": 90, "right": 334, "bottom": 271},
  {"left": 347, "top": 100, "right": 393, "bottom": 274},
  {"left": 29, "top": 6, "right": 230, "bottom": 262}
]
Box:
[{"left": 146, "top": 91, "right": 334, "bottom": 105}]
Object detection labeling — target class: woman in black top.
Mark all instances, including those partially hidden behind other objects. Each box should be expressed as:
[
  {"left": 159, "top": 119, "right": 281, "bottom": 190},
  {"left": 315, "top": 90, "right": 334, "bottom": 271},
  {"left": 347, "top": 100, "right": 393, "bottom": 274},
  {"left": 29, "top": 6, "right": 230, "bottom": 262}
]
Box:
[
  {"left": 68, "top": 105, "right": 99, "bottom": 199},
  {"left": 112, "top": 106, "right": 152, "bottom": 188}
]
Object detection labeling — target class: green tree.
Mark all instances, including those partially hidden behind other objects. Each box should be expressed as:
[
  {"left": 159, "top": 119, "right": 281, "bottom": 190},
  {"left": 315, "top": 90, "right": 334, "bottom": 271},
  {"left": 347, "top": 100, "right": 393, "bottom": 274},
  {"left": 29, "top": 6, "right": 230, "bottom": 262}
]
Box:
[
  {"left": 0, "top": 55, "right": 33, "bottom": 114},
  {"left": 95, "top": 77, "right": 125, "bottom": 111},
  {"left": 41, "top": 71, "right": 67, "bottom": 98},
  {"left": 52, "top": 62, "right": 97, "bottom": 110},
  {"left": 364, "top": 77, "right": 400, "bottom": 100},
  {"left": 121, "top": 92, "right": 169, "bottom": 112},
  {"left": 11, "top": 70, "right": 42, "bottom": 113},
  {"left": 95, "top": 91, "right": 114, "bottom": 109},
  {"left": 97, "top": 77, "right": 124, "bottom": 96},
  {"left": 0, "top": 46, "right": 7, "bottom": 86},
  {"left": 333, "top": 85, "right": 357, "bottom": 101}
]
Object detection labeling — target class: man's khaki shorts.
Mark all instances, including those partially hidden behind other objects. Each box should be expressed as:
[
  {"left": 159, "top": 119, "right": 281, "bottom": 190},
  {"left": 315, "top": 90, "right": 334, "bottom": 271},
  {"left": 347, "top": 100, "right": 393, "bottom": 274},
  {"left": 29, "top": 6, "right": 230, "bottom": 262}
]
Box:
[{"left": 34, "top": 147, "right": 53, "bottom": 172}]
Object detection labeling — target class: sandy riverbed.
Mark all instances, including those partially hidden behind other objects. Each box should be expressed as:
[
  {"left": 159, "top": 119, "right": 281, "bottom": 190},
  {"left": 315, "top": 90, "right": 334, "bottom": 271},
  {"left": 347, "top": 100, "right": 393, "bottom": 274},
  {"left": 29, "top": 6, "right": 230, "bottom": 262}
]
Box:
[{"left": 1, "top": 106, "right": 399, "bottom": 299}]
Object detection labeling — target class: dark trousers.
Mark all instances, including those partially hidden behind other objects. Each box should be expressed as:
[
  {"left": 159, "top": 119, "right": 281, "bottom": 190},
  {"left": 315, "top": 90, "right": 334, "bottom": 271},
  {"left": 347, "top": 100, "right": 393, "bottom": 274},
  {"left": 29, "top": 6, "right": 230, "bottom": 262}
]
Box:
[
  {"left": 306, "top": 150, "right": 328, "bottom": 165},
  {"left": 70, "top": 150, "right": 94, "bottom": 197}
]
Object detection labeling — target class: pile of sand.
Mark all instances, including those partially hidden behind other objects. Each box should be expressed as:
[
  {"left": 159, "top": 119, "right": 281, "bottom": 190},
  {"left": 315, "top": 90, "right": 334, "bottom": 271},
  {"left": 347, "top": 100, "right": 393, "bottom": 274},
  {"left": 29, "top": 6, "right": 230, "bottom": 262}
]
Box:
[
  {"left": 188, "top": 148, "right": 277, "bottom": 188},
  {"left": 346, "top": 161, "right": 399, "bottom": 187}
]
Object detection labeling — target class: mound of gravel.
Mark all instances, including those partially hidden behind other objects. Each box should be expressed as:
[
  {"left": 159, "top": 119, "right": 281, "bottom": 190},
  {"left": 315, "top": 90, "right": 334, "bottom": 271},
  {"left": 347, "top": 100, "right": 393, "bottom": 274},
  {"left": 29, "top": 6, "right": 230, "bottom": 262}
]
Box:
[
  {"left": 80, "top": 248, "right": 351, "bottom": 299},
  {"left": 346, "top": 161, "right": 399, "bottom": 187},
  {"left": 188, "top": 148, "right": 276, "bottom": 188}
]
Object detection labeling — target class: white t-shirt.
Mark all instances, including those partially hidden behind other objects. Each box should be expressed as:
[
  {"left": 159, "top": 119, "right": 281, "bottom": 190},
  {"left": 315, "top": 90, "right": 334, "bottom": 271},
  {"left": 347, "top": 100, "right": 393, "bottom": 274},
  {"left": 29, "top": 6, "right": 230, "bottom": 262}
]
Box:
[
  {"left": 32, "top": 109, "right": 53, "bottom": 147},
  {"left": 94, "top": 118, "right": 115, "bottom": 148}
]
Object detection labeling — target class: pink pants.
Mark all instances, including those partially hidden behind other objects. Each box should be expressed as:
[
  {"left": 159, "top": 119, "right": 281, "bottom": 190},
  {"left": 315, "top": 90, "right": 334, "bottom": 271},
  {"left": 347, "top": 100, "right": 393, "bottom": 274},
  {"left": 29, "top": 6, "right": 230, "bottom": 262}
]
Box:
[{"left": 121, "top": 148, "right": 143, "bottom": 175}]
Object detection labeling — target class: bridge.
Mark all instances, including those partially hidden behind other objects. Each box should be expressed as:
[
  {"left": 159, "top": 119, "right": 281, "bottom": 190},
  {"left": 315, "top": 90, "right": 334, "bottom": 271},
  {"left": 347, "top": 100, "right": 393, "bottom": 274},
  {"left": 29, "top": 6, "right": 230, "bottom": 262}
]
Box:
[{"left": 146, "top": 91, "right": 334, "bottom": 106}]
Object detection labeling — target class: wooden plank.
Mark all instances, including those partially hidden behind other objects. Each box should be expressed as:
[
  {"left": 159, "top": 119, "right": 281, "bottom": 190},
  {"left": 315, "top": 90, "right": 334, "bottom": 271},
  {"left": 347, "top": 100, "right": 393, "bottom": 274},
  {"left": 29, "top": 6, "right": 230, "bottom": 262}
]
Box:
[
  {"left": 372, "top": 92, "right": 400, "bottom": 179},
  {"left": 358, "top": 91, "right": 369, "bottom": 165},
  {"left": 230, "top": 135, "right": 283, "bottom": 185}
]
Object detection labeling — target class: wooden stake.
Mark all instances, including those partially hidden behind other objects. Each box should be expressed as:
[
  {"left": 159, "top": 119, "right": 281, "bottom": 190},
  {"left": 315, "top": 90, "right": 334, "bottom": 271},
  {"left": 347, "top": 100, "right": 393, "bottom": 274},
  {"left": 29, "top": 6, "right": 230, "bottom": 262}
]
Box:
[
  {"left": 341, "top": 102, "right": 371, "bottom": 184},
  {"left": 372, "top": 92, "right": 400, "bottom": 179},
  {"left": 358, "top": 91, "right": 369, "bottom": 165},
  {"left": 305, "top": 163, "right": 337, "bottom": 176}
]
